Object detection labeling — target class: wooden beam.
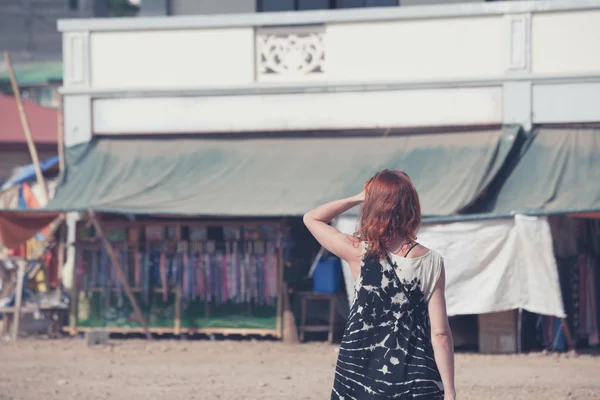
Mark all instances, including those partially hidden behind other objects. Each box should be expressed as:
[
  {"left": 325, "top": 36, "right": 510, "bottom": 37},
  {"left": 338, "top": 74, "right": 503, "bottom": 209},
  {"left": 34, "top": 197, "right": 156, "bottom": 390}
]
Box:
[
  {"left": 11, "top": 260, "right": 26, "bottom": 343},
  {"left": 88, "top": 212, "right": 152, "bottom": 340},
  {"left": 65, "top": 326, "right": 279, "bottom": 337},
  {"left": 3, "top": 52, "right": 49, "bottom": 203}
]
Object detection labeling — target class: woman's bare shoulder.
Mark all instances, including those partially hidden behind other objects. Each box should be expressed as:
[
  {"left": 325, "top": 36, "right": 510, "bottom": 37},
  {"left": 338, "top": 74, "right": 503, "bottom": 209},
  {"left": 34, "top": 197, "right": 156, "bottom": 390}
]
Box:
[{"left": 405, "top": 243, "right": 432, "bottom": 259}]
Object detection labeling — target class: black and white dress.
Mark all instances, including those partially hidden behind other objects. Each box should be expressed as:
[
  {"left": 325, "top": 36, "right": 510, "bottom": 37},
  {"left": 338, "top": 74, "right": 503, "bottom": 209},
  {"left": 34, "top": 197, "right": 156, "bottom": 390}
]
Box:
[{"left": 332, "top": 244, "right": 445, "bottom": 399}]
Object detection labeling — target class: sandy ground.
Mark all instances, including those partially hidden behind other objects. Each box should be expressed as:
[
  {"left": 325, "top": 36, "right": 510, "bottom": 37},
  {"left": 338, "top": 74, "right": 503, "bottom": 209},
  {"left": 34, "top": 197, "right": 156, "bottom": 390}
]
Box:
[{"left": 0, "top": 339, "right": 598, "bottom": 400}]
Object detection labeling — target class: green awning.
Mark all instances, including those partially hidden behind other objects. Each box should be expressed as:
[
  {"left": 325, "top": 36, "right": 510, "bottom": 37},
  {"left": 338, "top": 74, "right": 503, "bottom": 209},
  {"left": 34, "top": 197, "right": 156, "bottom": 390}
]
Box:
[
  {"left": 0, "top": 62, "right": 63, "bottom": 85},
  {"left": 47, "top": 127, "right": 517, "bottom": 217},
  {"left": 483, "top": 127, "right": 600, "bottom": 215}
]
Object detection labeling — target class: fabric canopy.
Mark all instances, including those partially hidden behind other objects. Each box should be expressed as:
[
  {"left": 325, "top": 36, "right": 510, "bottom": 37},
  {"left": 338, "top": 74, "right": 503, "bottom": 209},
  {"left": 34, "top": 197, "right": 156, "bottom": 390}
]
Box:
[
  {"left": 485, "top": 127, "right": 600, "bottom": 215},
  {"left": 0, "top": 211, "right": 59, "bottom": 248},
  {"left": 337, "top": 215, "right": 565, "bottom": 318},
  {"left": 47, "top": 127, "right": 517, "bottom": 216}
]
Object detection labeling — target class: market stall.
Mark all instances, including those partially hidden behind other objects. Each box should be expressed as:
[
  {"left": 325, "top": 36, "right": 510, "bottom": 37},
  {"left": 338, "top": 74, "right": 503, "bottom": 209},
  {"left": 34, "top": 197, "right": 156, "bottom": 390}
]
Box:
[
  {"left": 41, "top": 126, "right": 518, "bottom": 339},
  {"left": 338, "top": 126, "right": 600, "bottom": 352},
  {"left": 71, "top": 218, "right": 286, "bottom": 337},
  {"left": 538, "top": 215, "right": 600, "bottom": 351}
]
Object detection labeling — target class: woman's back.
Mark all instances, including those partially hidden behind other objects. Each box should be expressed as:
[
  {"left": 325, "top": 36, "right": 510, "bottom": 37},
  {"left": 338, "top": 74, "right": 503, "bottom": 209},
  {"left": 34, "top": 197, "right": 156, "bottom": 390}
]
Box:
[{"left": 332, "top": 247, "right": 445, "bottom": 399}]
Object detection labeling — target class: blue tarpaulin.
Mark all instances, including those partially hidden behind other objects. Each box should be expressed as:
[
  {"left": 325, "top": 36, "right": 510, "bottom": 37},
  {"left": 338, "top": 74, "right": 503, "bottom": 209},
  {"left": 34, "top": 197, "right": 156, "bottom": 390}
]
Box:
[{"left": 1, "top": 156, "right": 59, "bottom": 190}]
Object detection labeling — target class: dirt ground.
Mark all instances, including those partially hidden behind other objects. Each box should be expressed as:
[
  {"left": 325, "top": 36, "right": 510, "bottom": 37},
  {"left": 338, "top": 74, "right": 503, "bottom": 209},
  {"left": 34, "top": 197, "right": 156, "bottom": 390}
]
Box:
[{"left": 0, "top": 339, "right": 598, "bottom": 400}]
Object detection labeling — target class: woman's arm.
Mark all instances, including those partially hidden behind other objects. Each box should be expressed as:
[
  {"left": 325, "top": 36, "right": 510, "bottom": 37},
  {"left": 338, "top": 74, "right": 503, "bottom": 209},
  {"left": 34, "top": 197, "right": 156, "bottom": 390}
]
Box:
[
  {"left": 303, "top": 193, "right": 364, "bottom": 266},
  {"left": 428, "top": 266, "right": 456, "bottom": 400}
]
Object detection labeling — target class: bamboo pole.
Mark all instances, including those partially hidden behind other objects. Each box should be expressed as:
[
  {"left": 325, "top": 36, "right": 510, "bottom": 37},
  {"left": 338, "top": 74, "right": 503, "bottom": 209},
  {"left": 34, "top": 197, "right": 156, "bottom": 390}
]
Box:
[
  {"left": 3, "top": 52, "right": 49, "bottom": 203},
  {"left": 88, "top": 212, "right": 152, "bottom": 340}
]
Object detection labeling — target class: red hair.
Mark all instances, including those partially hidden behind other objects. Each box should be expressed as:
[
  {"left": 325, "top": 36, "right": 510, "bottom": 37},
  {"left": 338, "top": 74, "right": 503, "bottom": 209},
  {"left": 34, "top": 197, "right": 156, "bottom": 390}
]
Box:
[{"left": 355, "top": 170, "right": 422, "bottom": 260}]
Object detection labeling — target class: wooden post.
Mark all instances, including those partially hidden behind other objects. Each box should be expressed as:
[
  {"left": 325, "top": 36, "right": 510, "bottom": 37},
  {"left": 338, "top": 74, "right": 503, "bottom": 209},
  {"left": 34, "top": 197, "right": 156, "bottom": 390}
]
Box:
[
  {"left": 276, "top": 229, "right": 284, "bottom": 337},
  {"left": 11, "top": 260, "right": 26, "bottom": 343},
  {"left": 277, "top": 224, "right": 299, "bottom": 344},
  {"left": 89, "top": 212, "right": 152, "bottom": 340},
  {"left": 561, "top": 318, "right": 575, "bottom": 352},
  {"left": 69, "top": 244, "right": 78, "bottom": 336},
  {"left": 517, "top": 308, "right": 522, "bottom": 353},
  {"left": 57, "top": 94, "right": 65, "bottom": 173},
  {"left": 174, "top": 285, "right": 181, "bottom": 335},
  {"left": 328, "top": 296, "right": 336, "bottom": 344},
  {"left": 282, "top": 282, "right": 299, "bottom": 344},
  {"left": 3, "top": 52, "right": 49, "bottom": 203},
  {"left": 57, "top": 222, "right": 66, "bottom": 297}
]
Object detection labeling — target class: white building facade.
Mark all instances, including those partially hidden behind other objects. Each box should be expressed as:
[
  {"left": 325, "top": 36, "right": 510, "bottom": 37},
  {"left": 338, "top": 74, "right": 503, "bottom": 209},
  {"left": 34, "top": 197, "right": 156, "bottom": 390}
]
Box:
[
  {"left": 54, "top": 0, "right": 600, "bottom": 333},
  {"left": 58, "top": 1, "right": 600, "bottom": 147}
]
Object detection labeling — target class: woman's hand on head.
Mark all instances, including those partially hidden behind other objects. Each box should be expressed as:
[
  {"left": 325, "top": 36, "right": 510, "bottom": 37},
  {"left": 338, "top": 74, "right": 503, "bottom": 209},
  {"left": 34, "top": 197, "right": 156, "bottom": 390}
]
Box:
[{"left": 353, "top": 190, "right": 365, "bottom": 202}]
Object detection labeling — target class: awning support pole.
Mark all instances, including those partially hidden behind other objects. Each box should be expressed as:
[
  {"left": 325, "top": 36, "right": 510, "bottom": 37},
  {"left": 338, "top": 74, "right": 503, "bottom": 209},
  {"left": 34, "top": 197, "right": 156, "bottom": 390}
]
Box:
[{"left": 89, "top": 211, "right": 152, "bottom": 340}]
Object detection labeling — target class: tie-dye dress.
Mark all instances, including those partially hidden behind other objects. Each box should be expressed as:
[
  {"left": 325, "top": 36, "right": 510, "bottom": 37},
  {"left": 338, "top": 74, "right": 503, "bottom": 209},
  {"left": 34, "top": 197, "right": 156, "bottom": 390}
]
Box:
[{"left": 331, "top": 247, "right": 445, "bottom": 399}]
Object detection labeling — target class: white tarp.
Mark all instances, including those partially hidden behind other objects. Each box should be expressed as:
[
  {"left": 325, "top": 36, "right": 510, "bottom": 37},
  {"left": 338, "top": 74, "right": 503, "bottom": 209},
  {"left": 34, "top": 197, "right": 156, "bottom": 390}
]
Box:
[{"left": 336, "top": 215, "right": 565, "bottom": 318}]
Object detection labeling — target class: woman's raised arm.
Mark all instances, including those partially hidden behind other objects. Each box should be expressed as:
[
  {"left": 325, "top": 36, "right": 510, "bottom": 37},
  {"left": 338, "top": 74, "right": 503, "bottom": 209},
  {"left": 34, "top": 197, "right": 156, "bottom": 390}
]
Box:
[{"left": 303, "top": 193, "right": 364, "bottom": 266}]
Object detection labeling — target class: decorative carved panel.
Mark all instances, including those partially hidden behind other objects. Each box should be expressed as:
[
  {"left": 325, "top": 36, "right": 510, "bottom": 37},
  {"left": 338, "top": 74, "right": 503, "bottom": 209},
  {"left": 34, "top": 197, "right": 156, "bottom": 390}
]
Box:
[{"left": 256, "top": 26, "right": 325, "bottom": 81}]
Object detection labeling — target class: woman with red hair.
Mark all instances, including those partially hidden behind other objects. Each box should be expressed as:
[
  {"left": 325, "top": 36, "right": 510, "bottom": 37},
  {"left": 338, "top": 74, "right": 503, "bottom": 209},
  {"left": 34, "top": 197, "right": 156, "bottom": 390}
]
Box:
[{"left": 304, "top": 170, "right": 456, "bottom": 400}]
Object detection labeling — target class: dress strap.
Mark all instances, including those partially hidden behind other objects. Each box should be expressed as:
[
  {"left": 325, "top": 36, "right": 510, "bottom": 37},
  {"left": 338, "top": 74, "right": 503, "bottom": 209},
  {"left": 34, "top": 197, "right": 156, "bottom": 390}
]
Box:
[
  {"left": 404, "top": 242, "right": 419, "bottom": 258},
  {"left": 385, "top": 255, "right": 425, "bottom": 313}
]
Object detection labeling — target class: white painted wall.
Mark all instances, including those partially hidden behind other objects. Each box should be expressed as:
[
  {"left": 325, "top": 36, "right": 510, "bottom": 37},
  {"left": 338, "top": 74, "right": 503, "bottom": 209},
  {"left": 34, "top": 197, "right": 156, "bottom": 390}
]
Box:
[
  {"left": 92, "top": 87, "right": 502, "bottom": 134},
  {"left": 89, "top": 29, "right": 256, "bottom": 88},
  {"left": 326, "top": 17, "right": 506, "bottom": 82},
  {"left": 59, "top": 2, "right": 600, "bottom": 143},
  {"left": 87, "top": 16, "right": 508, "bottom": 88},
  {"left": 532, "top": 10, "right": 600, "bottom": 75},
  {"left": 533, "top": 82, "right": 600, "bottom": 124}
]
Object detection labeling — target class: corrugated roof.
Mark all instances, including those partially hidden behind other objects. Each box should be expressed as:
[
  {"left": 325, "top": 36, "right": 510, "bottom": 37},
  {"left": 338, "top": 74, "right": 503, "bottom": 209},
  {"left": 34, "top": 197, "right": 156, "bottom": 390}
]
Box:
[
  {"left": 0, "top": 62, "right": 62, "bottom": 85},
  {"left": 0, "top": 94, "right": 58, "bottom": 144}
]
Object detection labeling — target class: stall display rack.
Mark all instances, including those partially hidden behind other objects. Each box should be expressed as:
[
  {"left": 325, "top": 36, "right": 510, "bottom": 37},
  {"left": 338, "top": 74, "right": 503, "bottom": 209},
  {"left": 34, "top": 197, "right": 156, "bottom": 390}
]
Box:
[{"left": 67, "top": 219, "right": 285, "bottom": 338}]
